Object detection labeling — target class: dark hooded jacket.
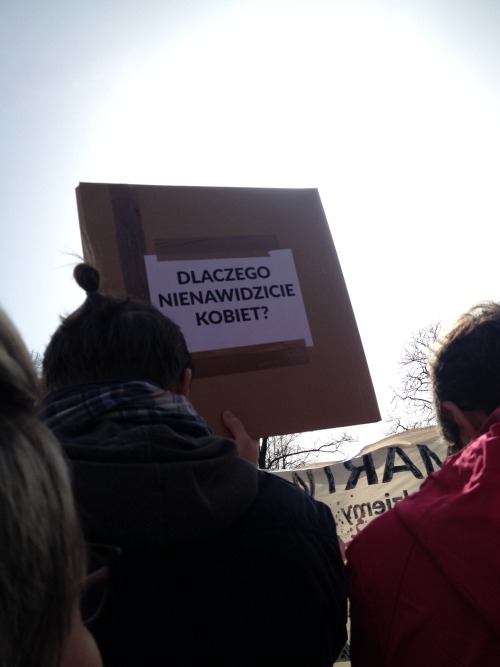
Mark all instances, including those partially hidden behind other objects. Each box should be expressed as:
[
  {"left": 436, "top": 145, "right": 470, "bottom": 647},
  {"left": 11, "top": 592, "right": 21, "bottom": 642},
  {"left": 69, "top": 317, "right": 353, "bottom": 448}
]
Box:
[
  {"left": 41, "top": 382, "right": 347, "bottom": 667},
  {"left": 346, "top": 407, "right": 500, "bottom": 666}
]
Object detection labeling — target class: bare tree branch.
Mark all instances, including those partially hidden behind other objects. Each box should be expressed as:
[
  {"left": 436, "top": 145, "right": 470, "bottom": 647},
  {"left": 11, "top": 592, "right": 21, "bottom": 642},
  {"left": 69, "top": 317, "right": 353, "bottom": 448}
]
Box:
[
  {"left": 31, "top": 350, "right": 43, "bottom": 378},
  {"left": 385, "top": 322, "right": 441, "bottom": 435},
  {"left": 260, "top": 431, "right": 357, "bottom": 470}
]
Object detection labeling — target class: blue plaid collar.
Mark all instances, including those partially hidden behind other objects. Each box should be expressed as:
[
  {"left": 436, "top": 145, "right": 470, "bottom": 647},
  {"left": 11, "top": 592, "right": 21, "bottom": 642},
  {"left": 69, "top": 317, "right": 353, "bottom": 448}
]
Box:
[{"left": 41, "top": 380, "right": 212, "bottom": 437}]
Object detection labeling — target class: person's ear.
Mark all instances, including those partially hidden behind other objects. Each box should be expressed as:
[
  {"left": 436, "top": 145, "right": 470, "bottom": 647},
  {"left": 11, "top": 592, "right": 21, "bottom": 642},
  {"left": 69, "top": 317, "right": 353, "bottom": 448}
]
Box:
[
  {"left": 441, "top": 400, "right": 486, "bottom": 444},
  {"left": 176, "top": 368, "right": 192, "bottom": 397}
]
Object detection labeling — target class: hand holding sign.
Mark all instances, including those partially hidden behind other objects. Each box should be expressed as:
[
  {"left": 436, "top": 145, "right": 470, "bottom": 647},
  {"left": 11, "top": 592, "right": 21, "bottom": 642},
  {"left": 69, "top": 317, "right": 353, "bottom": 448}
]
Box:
[{"left": 222, "top": 410, "right": 259, "bottom": 467}]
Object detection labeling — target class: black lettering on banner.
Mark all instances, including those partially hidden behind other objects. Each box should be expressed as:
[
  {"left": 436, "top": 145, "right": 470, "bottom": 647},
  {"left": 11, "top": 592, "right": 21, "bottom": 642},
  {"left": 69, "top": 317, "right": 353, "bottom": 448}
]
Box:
[
  {"left": 382, "top": 447, "right": 424, "bottom": 483},
  {"left": 340, "top": 490, "right": 410, "bottom": 525},
  {"left": 322, "top": 465, "right": 336, "bottom": 494},
  {"left": 292, "top": 470, "right": 315, "bottom": 497},
  {"left": 371, "top": 500, "right": 385, "bottom": 513},
  {"left": 348, "top": 502, "right": 372, "bottom": 522},
  {"left": 344, "top": 454, "right": 378, "bottom": 489},
  {"left": 417, "top": 444, "right": 445, "bottom": 475}
]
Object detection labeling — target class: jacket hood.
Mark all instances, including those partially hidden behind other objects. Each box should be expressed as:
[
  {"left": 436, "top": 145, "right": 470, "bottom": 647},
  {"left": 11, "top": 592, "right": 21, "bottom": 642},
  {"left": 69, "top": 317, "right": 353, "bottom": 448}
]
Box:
[
  {"left": 395, "top": 413, "right": 500, "bottom": 634},
  {"left": 41, "top": 384, "right": 259, "bottom": 551}
]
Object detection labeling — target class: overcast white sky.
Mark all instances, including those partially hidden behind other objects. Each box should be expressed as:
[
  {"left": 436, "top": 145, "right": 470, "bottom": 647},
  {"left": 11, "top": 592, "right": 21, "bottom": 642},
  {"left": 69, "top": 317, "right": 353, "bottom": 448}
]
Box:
[{"left": 2, "top": 0, "right": 500, "bottom": 455}]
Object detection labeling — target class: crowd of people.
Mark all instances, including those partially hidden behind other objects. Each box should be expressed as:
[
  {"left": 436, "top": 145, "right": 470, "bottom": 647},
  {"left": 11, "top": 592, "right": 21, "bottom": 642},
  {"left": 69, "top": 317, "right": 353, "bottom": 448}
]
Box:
[{"left": 1, "top": 260, "right": 499, "bottom": 666}]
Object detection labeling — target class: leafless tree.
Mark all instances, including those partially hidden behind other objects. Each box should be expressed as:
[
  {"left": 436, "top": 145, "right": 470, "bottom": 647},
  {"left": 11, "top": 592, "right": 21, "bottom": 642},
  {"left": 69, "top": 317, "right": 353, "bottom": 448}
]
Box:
[
  {"left": 386, "top": 322, "right": 441, "bottom": 435},
  {"left": 31, "top": 350, "right": 43, "bottom": 378},
  {"left": 259, "top": 431, "right": 357, "bottom": 470}
]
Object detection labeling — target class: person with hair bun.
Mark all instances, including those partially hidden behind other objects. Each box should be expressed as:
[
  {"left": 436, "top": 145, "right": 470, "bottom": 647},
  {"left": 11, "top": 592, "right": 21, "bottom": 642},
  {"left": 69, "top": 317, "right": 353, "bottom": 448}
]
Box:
[
  {"left": 41, "top": 262, "right": 347, "bottom": 667},
  {"left": 0, "top": 306, "right": 102, "bottom": 667}
]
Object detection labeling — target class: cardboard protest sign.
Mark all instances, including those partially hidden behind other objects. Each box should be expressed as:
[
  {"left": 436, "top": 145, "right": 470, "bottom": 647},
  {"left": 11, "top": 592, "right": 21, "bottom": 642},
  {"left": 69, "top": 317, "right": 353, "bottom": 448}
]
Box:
[{"left": 75, "top": 182, "right": 380, "bottom": 437}]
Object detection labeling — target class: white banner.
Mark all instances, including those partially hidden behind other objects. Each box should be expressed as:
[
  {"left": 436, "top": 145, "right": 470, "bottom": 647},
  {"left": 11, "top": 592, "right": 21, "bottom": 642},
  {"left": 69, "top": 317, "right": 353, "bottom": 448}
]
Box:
[{"left": 270, "top": 426, "right": 447, "bottom": 559}]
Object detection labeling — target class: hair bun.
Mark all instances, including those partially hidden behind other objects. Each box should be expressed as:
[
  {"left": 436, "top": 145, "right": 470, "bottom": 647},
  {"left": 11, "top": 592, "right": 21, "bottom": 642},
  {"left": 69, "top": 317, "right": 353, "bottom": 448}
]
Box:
[{"left": 74, "top": 263, "right": 100, "bottom": 295}]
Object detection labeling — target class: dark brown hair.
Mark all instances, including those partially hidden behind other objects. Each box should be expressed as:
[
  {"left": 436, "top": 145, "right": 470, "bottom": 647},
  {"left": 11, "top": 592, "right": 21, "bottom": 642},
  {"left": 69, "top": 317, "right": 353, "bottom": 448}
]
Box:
[
  {"left": 43, "top": 264, "right": 193, "bottom": 392},
  {"left": 429, "top": 301, "right": 500, "bottom": 452}
]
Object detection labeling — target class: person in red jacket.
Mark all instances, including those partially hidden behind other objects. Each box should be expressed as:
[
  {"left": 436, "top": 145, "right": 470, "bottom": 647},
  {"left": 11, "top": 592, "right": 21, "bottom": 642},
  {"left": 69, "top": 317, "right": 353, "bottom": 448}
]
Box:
[{"left": 346, "top": 300, "right": 500, "bottom": 666}]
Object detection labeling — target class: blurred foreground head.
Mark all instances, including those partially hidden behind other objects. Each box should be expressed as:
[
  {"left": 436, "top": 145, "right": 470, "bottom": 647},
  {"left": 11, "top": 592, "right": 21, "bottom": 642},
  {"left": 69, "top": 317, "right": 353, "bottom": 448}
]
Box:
[
  {"left": 0, "top": 306, "right": 88, "bottom": 667},
  {"left": 429, "top": 300, "right": 500, "bottom": 453},
  {"left": 43, "top": 263, "right": 193, "bottom": 392}
]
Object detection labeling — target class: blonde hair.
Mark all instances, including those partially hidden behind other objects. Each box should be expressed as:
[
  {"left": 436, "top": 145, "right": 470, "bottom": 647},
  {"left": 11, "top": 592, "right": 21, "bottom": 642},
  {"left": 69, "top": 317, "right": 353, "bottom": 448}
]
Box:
[{"left": 0, "top": 307, "right": 86, "bottom": 667}]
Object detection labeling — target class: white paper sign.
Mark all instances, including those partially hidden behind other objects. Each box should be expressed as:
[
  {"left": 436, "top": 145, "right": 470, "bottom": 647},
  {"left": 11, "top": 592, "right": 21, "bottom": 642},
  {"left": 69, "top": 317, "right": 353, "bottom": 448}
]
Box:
[{"left": 145, "top": 249, "right": 313, "bottom": 353}]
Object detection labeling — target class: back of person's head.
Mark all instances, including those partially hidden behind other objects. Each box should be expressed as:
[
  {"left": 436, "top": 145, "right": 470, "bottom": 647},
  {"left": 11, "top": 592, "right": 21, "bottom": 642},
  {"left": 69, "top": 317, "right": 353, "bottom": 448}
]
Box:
[
  {"left": 0, "top": 307, "right": 86, "bottom": 667},
  {"left": 43, "top": 263, "right": 192, "bottom": 392},
  {"left": 429, "top": 300, "right": 500, "bottom": 452}
]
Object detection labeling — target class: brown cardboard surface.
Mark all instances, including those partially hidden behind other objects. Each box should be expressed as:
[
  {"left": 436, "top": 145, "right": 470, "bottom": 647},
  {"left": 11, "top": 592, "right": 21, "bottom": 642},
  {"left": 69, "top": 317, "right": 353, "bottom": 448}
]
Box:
[{"left": 76, "top": 182, "right": 380, "bottom": 438}]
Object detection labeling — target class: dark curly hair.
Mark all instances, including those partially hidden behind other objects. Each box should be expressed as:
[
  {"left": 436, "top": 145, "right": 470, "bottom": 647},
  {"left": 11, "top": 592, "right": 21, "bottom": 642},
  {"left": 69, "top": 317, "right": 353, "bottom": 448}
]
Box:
[{"left": 429, "top": 301, "right": 500, "bottom": 452}]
